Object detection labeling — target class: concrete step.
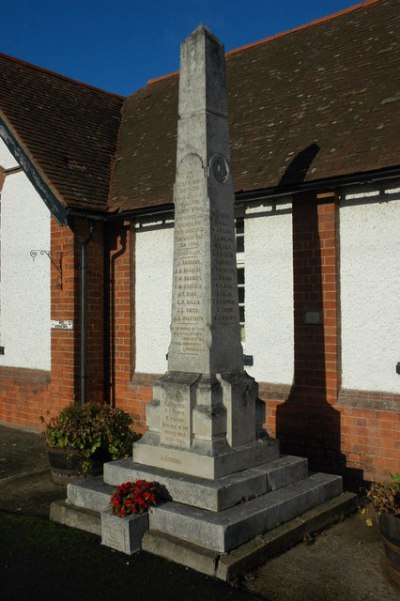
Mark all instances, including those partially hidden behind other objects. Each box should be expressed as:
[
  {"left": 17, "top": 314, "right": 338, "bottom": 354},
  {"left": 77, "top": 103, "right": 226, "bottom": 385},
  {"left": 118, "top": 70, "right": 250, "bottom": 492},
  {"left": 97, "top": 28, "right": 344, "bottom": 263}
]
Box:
[
  {"left": 149, "top": 472, "right": 343, "bottom": 552},
  {"left": 50, "top": 500, "right": 101, "bottom": 535},
  {"left": 67, "top": 476, "right": 114, "bottom": 512},
  {"left": 104, "top": 455, "right": 309, "bottom": 512},
  {"left": 142, "top": 491, "right": 358, "bottom": 581}
]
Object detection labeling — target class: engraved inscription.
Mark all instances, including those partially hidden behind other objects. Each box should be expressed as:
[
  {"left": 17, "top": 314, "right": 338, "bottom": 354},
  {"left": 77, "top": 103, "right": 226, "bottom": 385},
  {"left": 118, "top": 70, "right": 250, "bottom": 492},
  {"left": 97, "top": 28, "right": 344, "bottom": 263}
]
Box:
[
  {"left": 212, "top": 212, "right": 239, "bottom": 324},
  {"left": 102, "top": 520, "right": 125, "bottom": 552},
  {"left": 170, "top": 160, "right": 208, "bottom": 359},
  {"left": 160, "top": 397, "right": 191, "bottom": 448},
  {"left": 160, "top": 455, "right": 183, "bottom": 465}
]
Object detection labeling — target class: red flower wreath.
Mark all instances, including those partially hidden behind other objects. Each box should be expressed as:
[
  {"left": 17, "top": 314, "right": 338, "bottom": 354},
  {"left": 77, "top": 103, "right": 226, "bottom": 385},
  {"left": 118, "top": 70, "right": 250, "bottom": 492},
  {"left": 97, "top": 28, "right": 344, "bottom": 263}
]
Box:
[{"left": 110, "top": 480, "right": 160, "bottom": 517}]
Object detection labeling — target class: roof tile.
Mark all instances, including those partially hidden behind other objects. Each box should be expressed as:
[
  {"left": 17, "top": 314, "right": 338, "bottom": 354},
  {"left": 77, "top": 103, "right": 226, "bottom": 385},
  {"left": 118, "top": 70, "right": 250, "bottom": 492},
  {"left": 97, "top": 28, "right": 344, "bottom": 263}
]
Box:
[
  {"left": 0, "top": 54, "right": 123, "bottom": 212},
  {"left": 110, "top": 0, "right": 400, "bottom": 212}
]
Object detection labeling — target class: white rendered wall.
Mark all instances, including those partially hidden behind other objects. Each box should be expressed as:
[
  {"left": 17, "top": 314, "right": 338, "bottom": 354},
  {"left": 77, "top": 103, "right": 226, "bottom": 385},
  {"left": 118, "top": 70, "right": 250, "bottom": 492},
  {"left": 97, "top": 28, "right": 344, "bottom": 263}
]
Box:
[
  {"left": 340, "top": 188, "right": 400, "bottom": 393},
  {"left": 0, "top": 141, "right": 18, "bottom": 169},
  {"left": 0, "top": 139, "right": 51, "bottom": 370},
  {"left": 244, "top": 200, "right": 294, "bottom": 384},
  {"left": 134, "top": 205, "right": 295, "bottom": 382},
  {"left": 135, "top": 219, "right": 174, "bottom": 374}
]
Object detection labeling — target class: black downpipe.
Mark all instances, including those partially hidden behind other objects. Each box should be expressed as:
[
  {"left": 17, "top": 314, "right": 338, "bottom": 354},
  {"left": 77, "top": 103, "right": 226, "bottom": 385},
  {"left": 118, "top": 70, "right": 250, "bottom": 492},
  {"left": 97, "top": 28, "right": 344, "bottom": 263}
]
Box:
[{"left": 81, "top": 221, "right": 95, "bottom": 405}]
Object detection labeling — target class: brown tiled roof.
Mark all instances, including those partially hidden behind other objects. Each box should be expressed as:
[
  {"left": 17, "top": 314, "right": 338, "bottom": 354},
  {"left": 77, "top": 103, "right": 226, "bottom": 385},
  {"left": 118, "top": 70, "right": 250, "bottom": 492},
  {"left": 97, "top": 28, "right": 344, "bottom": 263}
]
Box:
[
  {"left": 109, "top": 0, "right": 400, "bottom": 212},
  {"left": 0, "top": 54, "right": 123, "bottom": 213}
]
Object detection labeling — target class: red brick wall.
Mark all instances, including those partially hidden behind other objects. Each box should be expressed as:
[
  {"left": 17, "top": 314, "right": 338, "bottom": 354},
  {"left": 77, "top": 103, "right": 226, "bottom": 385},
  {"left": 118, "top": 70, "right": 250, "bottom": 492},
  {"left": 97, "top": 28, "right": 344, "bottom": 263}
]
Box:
[
  {"left": 89, "top": 206, "right": 400, "bottom": 482},
  {"left": 0, "top": 216, "right": 74, "bottom": 428},
  {"left": 84, "top": 220, "right": 105, "bottom": 404},
  {"left": 105, "top": 221, "right": 149, "bottom": 432},
  {"left": 264, "top": 192, "right": 400, "bottom": 484},
  {"left": 338, "top": 390, "right": 400, "bottom": 482},
  {"left": 273, "top": 192, "right": 344, "bottom": 474},
  {"left": 1, "top": 199, "right": 398, "bottom": 483},
  {"left": 0, "top": 216, "right": 105, "bottom": 429}
]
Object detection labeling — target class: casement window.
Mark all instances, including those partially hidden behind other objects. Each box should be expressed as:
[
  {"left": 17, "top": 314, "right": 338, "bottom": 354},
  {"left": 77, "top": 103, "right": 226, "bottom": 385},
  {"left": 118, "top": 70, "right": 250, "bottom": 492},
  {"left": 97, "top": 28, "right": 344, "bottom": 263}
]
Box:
[{"left": 235, "top": 213, "right": 245, "bottom": 342}]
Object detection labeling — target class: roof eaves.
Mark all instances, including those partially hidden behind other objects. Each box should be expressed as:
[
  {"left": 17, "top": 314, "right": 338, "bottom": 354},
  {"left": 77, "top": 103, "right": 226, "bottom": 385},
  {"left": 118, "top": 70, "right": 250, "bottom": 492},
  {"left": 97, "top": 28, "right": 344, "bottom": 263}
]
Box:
[
  {"left": 0, "top": 113, "right": 68, "bottom": 225},
  {"left": 226, "top": 0, "right": 382, "bottom": 58},
  {"left": 145, "top": 0, "right": 384, "bottom": 87},
  {"left": 235, "top": 165, "right": 400, "bottom": 203},
  {"left": 0, "top": 52, "right": 125, "bottom": 101}
]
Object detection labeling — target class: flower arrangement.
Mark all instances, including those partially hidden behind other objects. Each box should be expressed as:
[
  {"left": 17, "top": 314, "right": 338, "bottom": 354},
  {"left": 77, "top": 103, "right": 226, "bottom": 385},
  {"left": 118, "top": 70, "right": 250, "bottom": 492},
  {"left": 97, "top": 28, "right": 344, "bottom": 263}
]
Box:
[
  {"left": 111, "top": 480, "right": 160, "bottom": 517},
  {"left": 361, "top": 473, "right": 400, "bottom": 526}
]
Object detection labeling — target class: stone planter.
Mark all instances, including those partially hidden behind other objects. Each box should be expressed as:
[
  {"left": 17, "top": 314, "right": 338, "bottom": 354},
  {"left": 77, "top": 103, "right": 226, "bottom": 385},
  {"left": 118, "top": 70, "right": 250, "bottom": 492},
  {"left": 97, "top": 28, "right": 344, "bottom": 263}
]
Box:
[
  {"left": 47, "top": 447, "right": 107, "bottom": 485},
  {"left": 101, "top": 509, "right": 149, "bottom": 555},
  {"left": 379, "top": 513, "right": 400, "bottom": 586}
]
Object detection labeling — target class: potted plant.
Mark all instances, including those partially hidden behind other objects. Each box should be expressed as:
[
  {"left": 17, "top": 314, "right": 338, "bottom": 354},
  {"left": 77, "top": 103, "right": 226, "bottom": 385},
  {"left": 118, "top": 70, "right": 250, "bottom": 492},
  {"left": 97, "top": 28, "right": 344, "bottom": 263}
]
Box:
[
  {"left": 41, "top": 402, "right": 140, "bottom": 484},
  {"left": 361, "top": 474, "right": 400, "bottom": 586}
]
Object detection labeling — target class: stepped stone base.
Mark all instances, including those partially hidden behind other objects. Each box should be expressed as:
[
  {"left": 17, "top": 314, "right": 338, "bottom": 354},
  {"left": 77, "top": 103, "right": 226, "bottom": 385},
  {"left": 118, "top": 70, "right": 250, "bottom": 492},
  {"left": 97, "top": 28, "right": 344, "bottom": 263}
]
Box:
[
  {"left": 133, "top": 432, "right": 280, "bottom": 479},
  {"left": 142, "top": 492, "right": 357, "bottom": 580},
  {"left": 49, "top": 451, "right": 355, "bottom": 580},
  {"left": 50, "top": 499, "right": 101, "bottom": 535},
  {"left": 104, "top": 455, "right": 308, "bottom": 511},
  {"left": 67, "top": 477, "right": 114, "bottom": 512},
  {"left": 50, "top": 489, "right": 357, "bottom": 581},
  {"left": 148, "top": 472, "right": 342, "bottom": 552}
]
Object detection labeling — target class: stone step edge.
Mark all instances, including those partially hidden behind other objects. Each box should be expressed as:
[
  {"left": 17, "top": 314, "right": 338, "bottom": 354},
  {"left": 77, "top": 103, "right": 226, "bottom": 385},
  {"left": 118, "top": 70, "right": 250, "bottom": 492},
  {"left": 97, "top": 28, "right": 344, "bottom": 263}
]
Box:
[
  {"left": 149, "top": 472, "right": 343, "bottom": 552},
  {"left": 67, "top": 477, "right": 115, "bottom": 512},
  {"left": 50, "top": 500, "right": 101, "bottom": 536},
  {"left": 142, "top": 491, "right": 357, "bottom": 582},
  {"left": 104, "top": 455, "right": 309, "bottom": 512}
]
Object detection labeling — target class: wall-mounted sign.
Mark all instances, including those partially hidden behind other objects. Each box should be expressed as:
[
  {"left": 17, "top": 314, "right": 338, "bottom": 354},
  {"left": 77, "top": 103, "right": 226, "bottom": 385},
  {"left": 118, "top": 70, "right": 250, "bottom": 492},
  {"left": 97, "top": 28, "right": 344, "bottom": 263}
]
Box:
[
  {"left": 304, "top": 311, "right": 323, "bottom": 325},
  {"left": 51, "top": 320, "right": 74, "bottom": 330}
]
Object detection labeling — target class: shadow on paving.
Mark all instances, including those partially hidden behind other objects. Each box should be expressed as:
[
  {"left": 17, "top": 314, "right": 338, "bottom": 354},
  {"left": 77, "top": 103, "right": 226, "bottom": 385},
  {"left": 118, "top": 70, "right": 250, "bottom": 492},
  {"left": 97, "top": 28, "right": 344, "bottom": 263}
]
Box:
[
  {"left": 0, "top": 425, "right": 49, "bottom": 479},
  {"left": 0, "top": 510, "right": 265, "bottom": 601},
  {"left": 1, "top": 426, "right": 399, "bottom": 601}
]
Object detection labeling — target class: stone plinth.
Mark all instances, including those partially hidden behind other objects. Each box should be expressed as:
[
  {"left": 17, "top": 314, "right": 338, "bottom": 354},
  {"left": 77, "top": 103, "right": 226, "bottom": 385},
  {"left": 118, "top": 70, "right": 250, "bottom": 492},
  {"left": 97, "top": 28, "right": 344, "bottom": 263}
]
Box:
[
  {"left": 101, "top": 510, "right": 148, "bottom": 555},
  {"left": 104, "top": 456, "right": 308, "bottom": 512},
  {"left": 134, "top": 371, "right": 279, "bottom": 479},
  {"left": 148, "top": 473, "right": 342, "bottom": 553}
]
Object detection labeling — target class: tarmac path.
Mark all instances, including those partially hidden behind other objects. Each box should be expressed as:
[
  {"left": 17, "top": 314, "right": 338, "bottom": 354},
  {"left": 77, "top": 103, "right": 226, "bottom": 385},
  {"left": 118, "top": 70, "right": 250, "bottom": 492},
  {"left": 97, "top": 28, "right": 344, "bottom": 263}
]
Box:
[{"left": 0, "top": 425, "right": 399, "bottom": 601}]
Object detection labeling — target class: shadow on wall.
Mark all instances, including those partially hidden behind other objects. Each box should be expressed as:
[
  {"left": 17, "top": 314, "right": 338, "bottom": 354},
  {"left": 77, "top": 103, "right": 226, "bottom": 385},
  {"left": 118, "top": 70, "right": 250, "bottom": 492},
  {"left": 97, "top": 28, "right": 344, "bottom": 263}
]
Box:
[
  {"left": 104, "top": 224, "right": 128, "bottom": 407},
  {"left": 271, "top": 144, "right": 363, "bottom": 486}
]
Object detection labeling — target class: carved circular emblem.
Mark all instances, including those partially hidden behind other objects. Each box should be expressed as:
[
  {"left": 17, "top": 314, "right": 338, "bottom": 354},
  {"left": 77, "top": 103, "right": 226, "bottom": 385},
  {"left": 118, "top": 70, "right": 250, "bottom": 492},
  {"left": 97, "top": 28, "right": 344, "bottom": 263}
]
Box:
[{"left": 210, "top": 153, "right": 229, "bottom": 183}]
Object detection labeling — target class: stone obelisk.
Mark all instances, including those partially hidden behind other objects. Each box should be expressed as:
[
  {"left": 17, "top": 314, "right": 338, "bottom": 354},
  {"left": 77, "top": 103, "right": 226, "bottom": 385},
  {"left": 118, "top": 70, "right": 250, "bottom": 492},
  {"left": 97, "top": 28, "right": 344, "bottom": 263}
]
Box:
[{"left": 133, "top": 25, "right": 279, "bottom": 478}]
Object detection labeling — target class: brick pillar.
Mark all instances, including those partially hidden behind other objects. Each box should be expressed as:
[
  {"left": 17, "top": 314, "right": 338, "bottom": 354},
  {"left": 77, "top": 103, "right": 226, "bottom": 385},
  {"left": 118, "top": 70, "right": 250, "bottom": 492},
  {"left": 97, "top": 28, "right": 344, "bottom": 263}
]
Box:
[
  {"left": 47, "top": 216, "right": 105, "bottom": 416},
  {"left": 276, "top": 191, "right": 344, "bottom": 473},
  {"left": 47, "top": 216, "right": 78, "bottom": 414},
  {"left": 293, "top": 192, "right": 341, "bottom": 403},
  {"left": 105, "top": 222, "right": 134, "bottom": 404},
  {"left": 85, "top": 221, "right": 105, "bottom": 403}
]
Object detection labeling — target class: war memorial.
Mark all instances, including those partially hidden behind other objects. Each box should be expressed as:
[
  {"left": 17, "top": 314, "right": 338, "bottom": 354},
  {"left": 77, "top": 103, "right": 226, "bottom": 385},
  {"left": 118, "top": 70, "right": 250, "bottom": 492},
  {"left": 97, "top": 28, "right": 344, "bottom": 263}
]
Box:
[{"left": 52, "top": 26, "right": 355, "bottom": 580}]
